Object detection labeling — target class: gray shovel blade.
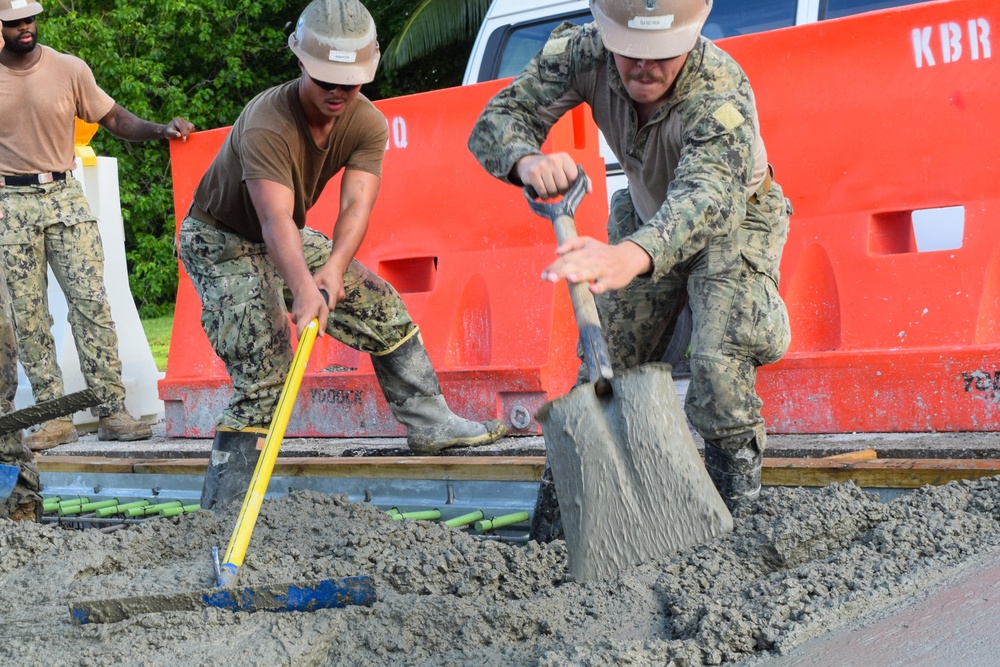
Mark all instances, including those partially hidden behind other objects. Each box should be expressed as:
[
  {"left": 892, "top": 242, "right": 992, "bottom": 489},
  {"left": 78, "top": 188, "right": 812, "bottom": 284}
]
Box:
[{"left": 537, "top": 363, "right": 733, "bottom": 582}]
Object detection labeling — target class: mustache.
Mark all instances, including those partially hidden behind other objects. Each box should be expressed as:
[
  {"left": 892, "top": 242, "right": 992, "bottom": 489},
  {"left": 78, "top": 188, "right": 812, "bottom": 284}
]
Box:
[{"left": 627, "top": 73, "right": 666, "bottom": 84}]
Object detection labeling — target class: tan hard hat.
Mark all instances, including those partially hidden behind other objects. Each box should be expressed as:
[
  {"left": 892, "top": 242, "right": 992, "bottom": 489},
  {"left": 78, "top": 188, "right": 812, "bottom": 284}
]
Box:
[
  {"left": 591, "top": 0, "right": 712, "bottom": 59},
  {"left": 288, "top": 0, "right": 380, "bottom": 85},
  {"left": 0, "top": 0, "right": 43, "bottom": 22}
]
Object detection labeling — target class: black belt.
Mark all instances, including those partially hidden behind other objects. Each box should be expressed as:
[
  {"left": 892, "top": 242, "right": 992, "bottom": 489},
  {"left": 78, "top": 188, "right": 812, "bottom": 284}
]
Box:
[
  {"left": 0, "top": 172, "right": 68, "bottom": 187},
  {"left": 188, "top": 204, "right": 226, "bottom": 231}
]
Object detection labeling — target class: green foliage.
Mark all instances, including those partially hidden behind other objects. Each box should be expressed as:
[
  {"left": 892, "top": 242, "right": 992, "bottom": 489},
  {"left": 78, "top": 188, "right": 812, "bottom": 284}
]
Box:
[
  {"left": 38, "top": 0, "right": 475, "bottom": 317},
  {"left": 382, "top": 0, "right": 490, "bottom": 72}
]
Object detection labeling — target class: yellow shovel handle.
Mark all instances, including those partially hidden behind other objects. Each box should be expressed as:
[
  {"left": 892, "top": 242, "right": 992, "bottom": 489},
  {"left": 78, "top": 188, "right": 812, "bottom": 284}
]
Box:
[{"left": 222, "top": 319, "right": 319, "bottom": 568}]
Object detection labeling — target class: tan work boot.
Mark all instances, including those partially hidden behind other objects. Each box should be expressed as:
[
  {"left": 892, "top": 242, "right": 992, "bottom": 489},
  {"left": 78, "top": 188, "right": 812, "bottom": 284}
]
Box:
[
  {"left": 25, "top": 419, "right": 78, "bottom": 451},
  {"left": 11, "top": 500, "right": 40, "bottom": 522},
  {"left": 98, "top": 411, "right": 153, "bottom": 441}
]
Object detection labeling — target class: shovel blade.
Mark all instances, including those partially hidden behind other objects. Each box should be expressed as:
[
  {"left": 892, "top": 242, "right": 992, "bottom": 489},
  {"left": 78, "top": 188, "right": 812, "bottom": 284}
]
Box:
[
  {"left": 537, "top": 363, "right": 733, "bottom": 582},
  {"left": 69, "top": 576, "right": 376, "bottom": 625}
]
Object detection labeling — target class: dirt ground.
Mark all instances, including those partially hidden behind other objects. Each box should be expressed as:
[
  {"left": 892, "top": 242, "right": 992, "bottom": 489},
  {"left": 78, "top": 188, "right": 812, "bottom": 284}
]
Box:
[{"left": 3, "top": 476, "right": 1000, "bottom": 666}]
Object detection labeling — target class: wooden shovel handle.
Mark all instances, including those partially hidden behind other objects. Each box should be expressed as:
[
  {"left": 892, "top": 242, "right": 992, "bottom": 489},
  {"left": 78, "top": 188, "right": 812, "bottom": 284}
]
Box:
[{"left": 524, "top": 169, "right": 613, "bottom": 393}]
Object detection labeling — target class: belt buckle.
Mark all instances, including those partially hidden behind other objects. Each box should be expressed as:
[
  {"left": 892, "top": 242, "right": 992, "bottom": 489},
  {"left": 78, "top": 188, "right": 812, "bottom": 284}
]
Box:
[{"left": 37, "top": 172, "right": 54, "bottom": 185}]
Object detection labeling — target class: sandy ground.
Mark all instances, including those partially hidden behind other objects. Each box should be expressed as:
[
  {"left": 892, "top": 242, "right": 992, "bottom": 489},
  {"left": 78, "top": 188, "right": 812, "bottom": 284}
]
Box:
[{"left": 3, "top": 475, "right": 1000, "bottom": 666}]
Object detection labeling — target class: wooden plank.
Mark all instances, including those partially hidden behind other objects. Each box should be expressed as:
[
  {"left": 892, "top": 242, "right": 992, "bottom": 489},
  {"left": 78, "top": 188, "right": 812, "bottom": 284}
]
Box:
[
  {"left": 35, "top": 456, "right": 140, "bottom": 474},
  {"left": 38, "top": 454, "right": 1000, "bottom": 489},
  {"left": 763, "top": 457, "right": 1000, "bottom": 488},
  {"left": 132, "top": 456, "right": 547, "bottom": 482},
  {"left": 821, "top": 449, "right": 878, "bottom": 463},
  {"left": 274, "top": 457, "right": 545, "bottom": 482}
]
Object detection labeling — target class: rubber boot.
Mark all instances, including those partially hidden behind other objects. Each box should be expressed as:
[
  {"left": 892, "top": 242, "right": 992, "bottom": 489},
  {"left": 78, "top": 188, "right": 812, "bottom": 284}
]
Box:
[
  {"left": 371, "top": 334, "right": 507, "bottom": 455},
  {"left": 703, "top": 438, "right": 763, "bottom": 513},
  {"left": 200, "top": 427, "right": 268, "bottom": 512},
  {"left": 529, "top": 462, "right": 563, "bottom": 543}
]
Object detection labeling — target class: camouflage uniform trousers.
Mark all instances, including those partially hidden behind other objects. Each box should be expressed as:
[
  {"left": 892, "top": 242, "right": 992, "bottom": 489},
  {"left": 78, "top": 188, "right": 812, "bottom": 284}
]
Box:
[
  {"left": 178, "top": 217, "right": 417, "bottom": 430},
  {"left": 0, "top": 266, "right": 41, "bottom": 518},
  {"left": 582, "top": 185, "right": 792, "bottom": 452},
  {"left": 0, "top": 177, "right": 127, "bottom": 416}
]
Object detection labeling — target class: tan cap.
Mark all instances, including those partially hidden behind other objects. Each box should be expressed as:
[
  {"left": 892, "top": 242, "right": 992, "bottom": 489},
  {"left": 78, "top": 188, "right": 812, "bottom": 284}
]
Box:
[
  {"left": 591, "top": 0, "right": 712, "bottom": 60},
  {"left": 0, "top": 0, "right": 43, "bottom": 22},
  {"left": 288, "top": 0, "right": 380, "bottom": 85}
]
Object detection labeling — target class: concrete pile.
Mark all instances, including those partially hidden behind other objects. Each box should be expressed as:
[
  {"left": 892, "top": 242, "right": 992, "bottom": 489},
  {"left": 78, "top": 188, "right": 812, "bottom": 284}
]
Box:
[{"left": 2, "top": 478, "right": 1000, "bottom": 666}]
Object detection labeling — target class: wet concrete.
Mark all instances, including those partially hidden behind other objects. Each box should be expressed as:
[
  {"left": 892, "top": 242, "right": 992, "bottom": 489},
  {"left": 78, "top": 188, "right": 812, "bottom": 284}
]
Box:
[
  {"left": 743, "top": 547, "right": 1000, "bottom": 666},
  {"left": 4, "top": 473, "right": 1000, "bottom": 665}
]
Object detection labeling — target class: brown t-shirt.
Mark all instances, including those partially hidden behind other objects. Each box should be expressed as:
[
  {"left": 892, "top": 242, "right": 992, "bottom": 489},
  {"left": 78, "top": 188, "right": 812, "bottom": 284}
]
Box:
[
  {"left": 192, "top": 80, "right": 388, "bottom": 242},
  {"left": 0, "top": 45, "right": 115, "bottom": 174}
]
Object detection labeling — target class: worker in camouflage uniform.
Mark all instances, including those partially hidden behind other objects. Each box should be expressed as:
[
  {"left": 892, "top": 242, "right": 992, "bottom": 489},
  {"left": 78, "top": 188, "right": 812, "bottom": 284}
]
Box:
[
  {"left": 0, "top": 267, "right": 41, "bottom": 522},
  {"left": 469, "top": 0, "right": 791, "bottom": 527},
  {"left": 0, "top": 0, "right": 194, "bottom": 450},
  {"left": 179, "top": 0, "right": 506, "bottom": 511}
]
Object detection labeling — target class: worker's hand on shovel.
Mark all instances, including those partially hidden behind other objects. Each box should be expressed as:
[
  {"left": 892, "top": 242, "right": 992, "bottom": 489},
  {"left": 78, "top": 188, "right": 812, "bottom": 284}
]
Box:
[
  {"left": 291, "top": 287, "right": 332, "bottom": 339},
  {"left": 515, "top": 153, "right": 593, "bottom": 200},
  {"left": 542, "top": 238, "right": 653, "bottom": 295}
]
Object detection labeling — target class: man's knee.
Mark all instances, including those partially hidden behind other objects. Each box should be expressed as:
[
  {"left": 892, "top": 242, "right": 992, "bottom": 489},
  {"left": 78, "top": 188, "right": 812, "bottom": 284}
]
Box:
[{"left": 685, "top": 352, "right": 763, "bottom": 445}]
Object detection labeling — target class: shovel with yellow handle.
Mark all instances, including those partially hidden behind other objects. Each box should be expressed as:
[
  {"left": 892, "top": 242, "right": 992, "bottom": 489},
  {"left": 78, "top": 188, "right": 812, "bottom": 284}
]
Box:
[{"left": 70, "top": 304, "right": 376, "bottom": 624}]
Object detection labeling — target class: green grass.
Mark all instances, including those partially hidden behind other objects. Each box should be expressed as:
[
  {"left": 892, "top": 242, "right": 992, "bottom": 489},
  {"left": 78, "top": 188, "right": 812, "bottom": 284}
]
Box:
[{"left": 141, "top": 312, "right": 173, "bottom": 372}]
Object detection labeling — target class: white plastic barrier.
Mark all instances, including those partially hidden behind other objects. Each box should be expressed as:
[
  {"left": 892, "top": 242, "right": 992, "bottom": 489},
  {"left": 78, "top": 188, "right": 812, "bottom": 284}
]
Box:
[{"left": 14, "top": 156, "right": 164, "bottom": 426}]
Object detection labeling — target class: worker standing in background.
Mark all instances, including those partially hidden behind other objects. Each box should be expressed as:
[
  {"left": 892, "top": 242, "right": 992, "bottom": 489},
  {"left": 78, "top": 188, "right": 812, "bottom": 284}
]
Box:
[
  {"left": 0, "top": 271, "right": 41, "bottom": 522},
  {"left": 178, "top": 0, "right": 506, "bottom": 510},
  {"left": 469, "top": 0, "right": 791, "bottom": 534},
  {"left": 0, "top": 0, "right": 194, "bottom": 449}
]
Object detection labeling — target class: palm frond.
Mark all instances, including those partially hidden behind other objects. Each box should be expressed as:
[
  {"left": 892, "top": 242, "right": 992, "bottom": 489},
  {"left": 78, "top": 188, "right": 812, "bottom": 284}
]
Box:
[{"left": 382, "top": 0, "right": 492, "bottom": 72}]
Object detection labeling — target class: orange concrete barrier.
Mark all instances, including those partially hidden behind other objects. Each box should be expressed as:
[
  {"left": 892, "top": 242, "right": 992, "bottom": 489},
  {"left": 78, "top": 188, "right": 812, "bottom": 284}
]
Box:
[
  {"left": 161, "top": 81, "right": 608, "bottom": 437},
  {"left": 721, "top": 0, "right": 998, "bottom": 431}
]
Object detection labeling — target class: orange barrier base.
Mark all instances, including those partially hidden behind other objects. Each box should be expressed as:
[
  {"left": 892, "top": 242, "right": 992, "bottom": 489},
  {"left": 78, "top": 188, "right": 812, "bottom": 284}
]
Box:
[{"left": 760, "top": 348, "right": 1000, "bottom": 433}]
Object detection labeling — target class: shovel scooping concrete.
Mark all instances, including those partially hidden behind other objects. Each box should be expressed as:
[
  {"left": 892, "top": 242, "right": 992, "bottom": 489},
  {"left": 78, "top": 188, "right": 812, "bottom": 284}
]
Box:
[{"left": 525, "top": 168, "right": 733, "bottom": 582}]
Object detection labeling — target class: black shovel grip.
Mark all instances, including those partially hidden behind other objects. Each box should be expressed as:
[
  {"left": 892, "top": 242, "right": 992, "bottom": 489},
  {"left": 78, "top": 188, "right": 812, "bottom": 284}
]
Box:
[{"left": 524, "top": 168, "right": 613, "bottom": 394}]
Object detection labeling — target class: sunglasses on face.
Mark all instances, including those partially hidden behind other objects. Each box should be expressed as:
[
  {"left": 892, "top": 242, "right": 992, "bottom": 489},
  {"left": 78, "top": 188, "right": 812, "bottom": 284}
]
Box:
[
  {"left": 2, "top": 16, "right": 35, "bottom": 28},
  {"left": 310, "top": 76, "right": 361, "bottom": 93}
]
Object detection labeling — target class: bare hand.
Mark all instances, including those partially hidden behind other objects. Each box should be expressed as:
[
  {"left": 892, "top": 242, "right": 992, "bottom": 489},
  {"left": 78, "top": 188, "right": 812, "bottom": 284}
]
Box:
[
  {"left": 541, "top": 238, "right": 652, "bottom": 294},
  {"left": 291, "top": 285, "right": 331, "bottom": 339},
  {"left": 516, "top": 153, "right": 591, "bottom": 200},
  {"left": 164, "top": 117, "right": 195, "bottom": 141}
]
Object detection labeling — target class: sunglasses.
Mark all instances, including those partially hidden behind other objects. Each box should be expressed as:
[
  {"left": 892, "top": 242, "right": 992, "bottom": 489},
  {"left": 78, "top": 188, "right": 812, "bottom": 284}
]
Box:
[
  {"left": 2, "top": 15, "right": 35, "bottom": 28},
  {"left": 310, "top": 76, "right": 361, "bottom": 93}
]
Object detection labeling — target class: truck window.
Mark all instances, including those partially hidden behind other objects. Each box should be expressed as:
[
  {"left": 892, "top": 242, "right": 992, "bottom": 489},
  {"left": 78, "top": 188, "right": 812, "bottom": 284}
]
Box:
[
  {"left": 702, "top": 0, "right": 798, "bottom": 41},
  {"left": 487, "top": 13, "right": 591, "bottom": 81},
  {"left": 823, "top": 0, "right": 926, "bottom": 20}
]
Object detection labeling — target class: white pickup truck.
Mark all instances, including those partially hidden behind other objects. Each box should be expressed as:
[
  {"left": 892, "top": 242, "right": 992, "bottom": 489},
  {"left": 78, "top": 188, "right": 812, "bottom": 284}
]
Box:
[{"left": 462, "top": 0, "right": 947, "bottom": 366}]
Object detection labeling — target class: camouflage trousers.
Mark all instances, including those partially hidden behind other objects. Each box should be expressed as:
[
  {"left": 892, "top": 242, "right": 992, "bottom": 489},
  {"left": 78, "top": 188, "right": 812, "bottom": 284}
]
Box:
[
  {"left": 583, "top": 185, "right": 791, "bottom": 451},
  {"left": 0, "top": 177, "right": 126, "bottom": 416},
  {"left": 178, "top": 217, "right": 416, "bottom": 430},
  {"left": 0, "top": 266, "right": 41, "bottom": 518}
]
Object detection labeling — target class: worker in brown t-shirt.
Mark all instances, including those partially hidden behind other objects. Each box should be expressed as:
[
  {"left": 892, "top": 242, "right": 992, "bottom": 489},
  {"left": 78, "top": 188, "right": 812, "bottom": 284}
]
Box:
[
  {"left": 0, "top": 0, "right": 194, "bottom": 453},
  {"left": 178, "top": 0, "right": 507, "bottom": 511}
]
